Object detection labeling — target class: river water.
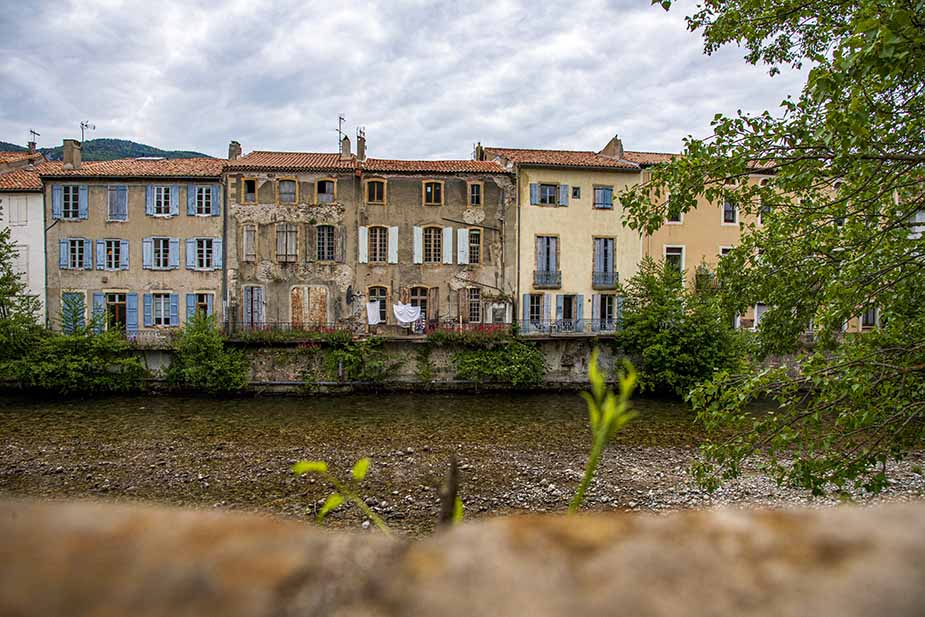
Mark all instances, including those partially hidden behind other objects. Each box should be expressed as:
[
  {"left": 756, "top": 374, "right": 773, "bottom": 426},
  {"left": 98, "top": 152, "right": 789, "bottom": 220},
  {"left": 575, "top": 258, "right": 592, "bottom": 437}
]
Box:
[{"left": 1, "top": 393, "right": 921, "bottom": 534}]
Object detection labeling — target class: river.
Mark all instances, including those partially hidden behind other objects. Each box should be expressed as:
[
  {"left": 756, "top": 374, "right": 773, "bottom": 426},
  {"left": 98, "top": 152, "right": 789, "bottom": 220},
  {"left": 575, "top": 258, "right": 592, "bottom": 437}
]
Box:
[{"left": 1, "top": 393, "right": 922, "bottom": 535}]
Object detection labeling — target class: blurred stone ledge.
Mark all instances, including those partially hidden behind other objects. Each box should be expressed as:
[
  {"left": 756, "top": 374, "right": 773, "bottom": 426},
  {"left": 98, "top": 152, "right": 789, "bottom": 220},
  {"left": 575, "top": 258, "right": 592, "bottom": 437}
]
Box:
[{"left": 1, "top": 498, "right": 924, "bottom": 617}]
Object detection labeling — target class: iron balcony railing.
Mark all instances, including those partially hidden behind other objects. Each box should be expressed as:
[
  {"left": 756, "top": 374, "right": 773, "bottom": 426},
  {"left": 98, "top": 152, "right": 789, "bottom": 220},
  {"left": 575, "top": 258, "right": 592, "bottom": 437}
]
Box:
[
  {"left": 517, "top": 319, "right": 620, "bottom": 335},
  {"left": 592, "top": 271, "right": 619, "bottom": 289},
  {"left": 533, "top": 270, "right": 562, "bottom": 288}
]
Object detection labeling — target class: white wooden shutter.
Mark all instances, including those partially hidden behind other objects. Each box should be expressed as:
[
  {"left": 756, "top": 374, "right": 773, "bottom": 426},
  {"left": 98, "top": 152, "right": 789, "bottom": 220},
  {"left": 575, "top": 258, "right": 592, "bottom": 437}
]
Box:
[
  {"left": 358, "top": 226, "right": 369, "bottom": 263},
  {"left": 413, "top": 226, "right": 423, "bottom": 264},
  {"left": 388, "top": 226, "right": 399, "bottom": 263},
  {"left": 442, "top": 227, "right": 453, "bottom": 264},
  {"left": 457, "top": 228, "right": 469, "bottom": 264}
]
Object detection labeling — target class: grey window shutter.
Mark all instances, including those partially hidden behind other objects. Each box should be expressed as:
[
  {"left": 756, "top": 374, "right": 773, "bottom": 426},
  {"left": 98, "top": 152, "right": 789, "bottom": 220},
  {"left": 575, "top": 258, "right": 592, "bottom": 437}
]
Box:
[
  {"left": 529, "top": 184, "right": 539, "bottom": 205},
  {"left": 558, "top": 185, "right": 569, "bottom": 207}
]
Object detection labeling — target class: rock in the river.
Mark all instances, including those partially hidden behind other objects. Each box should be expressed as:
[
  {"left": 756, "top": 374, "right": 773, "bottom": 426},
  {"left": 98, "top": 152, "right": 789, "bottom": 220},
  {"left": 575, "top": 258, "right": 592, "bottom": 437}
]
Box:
[{"left": 1, "top": 499, "right": 924, "bottom": 617}]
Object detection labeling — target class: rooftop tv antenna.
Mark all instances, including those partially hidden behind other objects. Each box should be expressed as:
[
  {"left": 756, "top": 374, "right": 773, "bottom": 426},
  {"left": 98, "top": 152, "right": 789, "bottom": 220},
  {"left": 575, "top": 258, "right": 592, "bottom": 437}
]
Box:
[
  {"left": 29, "top": 129, "right": 41, "bottom": 143},
  {"left": 80, "top": 121, "right": 96, "bottom": 142},
  {"left": 336, "top": 114, "right": 345, "bottom": 150}
]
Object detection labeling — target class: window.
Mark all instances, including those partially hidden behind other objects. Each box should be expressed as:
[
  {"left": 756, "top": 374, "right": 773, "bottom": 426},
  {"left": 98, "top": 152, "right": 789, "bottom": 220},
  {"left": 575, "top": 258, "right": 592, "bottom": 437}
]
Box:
[
  {"left": 195, "top": 293, "right": 211, "bottom": 317},
  {"left": 665, "top": 246, "right": 684, "bottom": 273},
  {"left": 196, "top": 186, "right": 213, "bottom": 215},
  {"left": 528, "top": 294, "right": 543, "bottom": 326},
  {"left": 722, "top": 199, "right": 737, "bottom": 224},
  {"left": 105, "top": 239, "right": 122, "bottom": 270},
  {"left": 107, "top": 187, "right": 127, "bottom": 221},
  {"left": 153, "top": 238, "right": 170, "bottom": 269},
  {"left": 423, "top": 227, "right": 442, "bottom": 263},
  {"left": 196, "top": 238, "right": 215, "bottom": 270},
  {"left": 539, "top": 184, "right": 558, "bottom": 206},
  {"left": 243, "top": 179, "right": 257, "bottom": 203},
  {"left": 469, "top": 229, "right": 481, "bottom": 264},
  {"left": 861, "top": 307, "right": 878, "bottom": 329},
  {"left": 411, "top": 287, "right": 428, "bottom": 321},
  {"left": 62, "top": 185, "right": 80, "bottom": 219},
  {"left": 106, "top": 293, "right": 127, "bottom": 333},
  {"left": 720, "top": 246, "right": 734, "bottom": 257},
  {"left": 536, "top": 236, "right": 558, "bottom": 272},
  {"left": 317, "top": 179, "right": 335, "bottom": 203},
  {"left": 666, "top": 199, "right": 682, "bottom": 223},
  {"left": 243, "top": 225, "right": 256, "bottom": 262},
  {"left": 152, "top": 292, "right": 171, "bottom": 326},
  {"left": 423, "top": 181, "right": 443, "bottom": 206},
  {"left": 368, "top": 226, "right": 388, "bottom": 263},
  {"left": 597, "top": 295, "right": 616, "bottom": 330},
  {"left": 571, "top": 186, "right": 581, "bottom": 200},
  {"left": 276, "top": 224, "right": 297, "bottom": 263},
  {"left": 468, "top": 182, "right": 482, "bottom": 207},
  {"left": 467, "top": 288, "right": 481, "bottom": 323},
  {"left": 154, "top": 186, "right": 171, "bottom": 215},
  {"left": 593, "top": 186, "right": 614, "bottom": 210},
  {"left": 278, "top": 179, "right": 296, "bottom": 204},
  {"left": 68, "top": 239, "right": 85, "bottom": 270},
  {"left": 316, "top": 225, "right": 335, "bottom": 261},
  {"left": 369, "top": 286, "right": 388, "bottom": 323},
  {"left": 754, "top": 303, "right": 769, "bottom": 329},
  {"left": 367, "top": 180, "right": 385, "bottom": 204},
  {"left": 593, "top": 238, "right": 616, "bottom": 287},
  {"left": 9, "top": 196, "right": 27, "bottom": 225}
]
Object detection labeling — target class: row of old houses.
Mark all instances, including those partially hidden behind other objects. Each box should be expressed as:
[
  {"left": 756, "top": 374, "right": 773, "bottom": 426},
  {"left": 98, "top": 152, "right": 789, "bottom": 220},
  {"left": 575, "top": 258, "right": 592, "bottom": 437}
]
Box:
[{"left": 0, "top": 132, "right": 879, "bottom": 338}]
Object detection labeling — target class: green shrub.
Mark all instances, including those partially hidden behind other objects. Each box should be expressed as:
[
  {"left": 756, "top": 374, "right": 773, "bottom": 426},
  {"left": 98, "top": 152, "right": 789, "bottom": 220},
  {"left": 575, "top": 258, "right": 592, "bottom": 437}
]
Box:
[
  {"left": 324, "top": 336, "right": 400, "bottom": 382},
  {"left": 453, "top": 339, "right": 545, "bottom": 386},
  {"left": 168, "top": 312, "right": 248, "bottom": 394}
]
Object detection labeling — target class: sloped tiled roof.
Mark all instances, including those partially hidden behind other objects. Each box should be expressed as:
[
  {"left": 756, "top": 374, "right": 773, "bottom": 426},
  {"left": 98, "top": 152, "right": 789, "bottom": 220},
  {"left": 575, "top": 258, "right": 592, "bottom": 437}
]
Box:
[
  {"left": 0, "top": 161, "right": 59, "bottom": 192},
  {"left": 226, "top": 151, "right": 356, "bottom": 172},
  {"left": 483, "top": 147, "right": 640, "bottom": 170},
  {"left": 0, "top": 151, "right": 44, "bottom": 165},
  {"left": 39, "top": 157, "right": 224, "bottom": 178},
  {"left": 363, "top": 158, "right": 507, "bottom": 174},
  {"left": 623, "top": 150, "right": 678, "bottom": 166}
]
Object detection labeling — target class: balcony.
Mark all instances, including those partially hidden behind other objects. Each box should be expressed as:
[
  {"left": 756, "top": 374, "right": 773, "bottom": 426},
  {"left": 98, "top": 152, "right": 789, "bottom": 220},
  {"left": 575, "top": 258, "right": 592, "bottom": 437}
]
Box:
[
  {"left": 533, "top": 270, "right": 562, "bottom": 289},
  {"left": 592, "top": 271, "right": 619, "bottom": 289}
]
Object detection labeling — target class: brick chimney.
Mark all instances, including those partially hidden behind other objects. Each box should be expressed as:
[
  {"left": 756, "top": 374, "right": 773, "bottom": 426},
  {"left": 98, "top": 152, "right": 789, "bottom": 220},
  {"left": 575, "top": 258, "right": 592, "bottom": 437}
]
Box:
[
  {"left": 27, "top": 141, "right": 36, "bottom": 153},
  {"left": 63, "top": 139, "right": 82, "bottom": 169},
  {"left": 600, "top": 134, "right": 625, "bottom": 160},
  {"left": 356, "top": 129, "right": 366, "bottom": 162},
  {"left": 228, "top": 140, "right": 242, "bottom": 161},
  {"left": 340, "top": 134, "right": 352, "bottom": 160}
]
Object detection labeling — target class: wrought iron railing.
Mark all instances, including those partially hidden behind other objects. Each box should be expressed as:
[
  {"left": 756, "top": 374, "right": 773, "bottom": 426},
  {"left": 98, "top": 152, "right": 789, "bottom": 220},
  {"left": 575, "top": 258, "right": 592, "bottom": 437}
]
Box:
[
  {"left": 516, "top": 319, "right": 620, "bottom": 335},
  {"left": 533, "top": 270, "right": 562, "bottom": 288},
  {"left": 592, "top": 271, "right": 619, "bottom": 289}
]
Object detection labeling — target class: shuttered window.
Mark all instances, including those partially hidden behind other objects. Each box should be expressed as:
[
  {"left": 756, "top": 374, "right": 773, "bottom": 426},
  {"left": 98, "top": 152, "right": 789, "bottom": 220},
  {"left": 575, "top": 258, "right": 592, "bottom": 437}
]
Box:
[
  {"left": 539, "top": 184, "right": 558, "bottom": 205},
  {"left": 68, "top": 239, "right": 84, "bottom": 269},
  {"left": 317, "top": 225, "right": 335, "bottom": 261},
  {"left": 197, "top": 238, "right": 215, "bottom": 269},
  {"left": 243, "top": 225, "right": 256, "bottom": 262},
  {"left": 469, "top": 229, "right": 482, "bottom": 264},
  {"left": 152, "top": 293, "right": 171, "bottom": 326},
  {"left": 276, "top": 224, "right": 297, "bottom": 262},
  {"left": 62, "top": 186, "right": 80, "bottom": 219},
  {"left": 154, "top": 186, "right": 171, "bottom": 215},
  {"left": 369, "top": 226, "right": 388, "bottom": 263},
  {"left": 423, "top": 227, "right": 442, "bottom": 263},
  {"left": 196, "top": 186, "right": 213, "bottom": 215},
  {"left": 278, "top": 180, "right": 296, "bottom": 204}
]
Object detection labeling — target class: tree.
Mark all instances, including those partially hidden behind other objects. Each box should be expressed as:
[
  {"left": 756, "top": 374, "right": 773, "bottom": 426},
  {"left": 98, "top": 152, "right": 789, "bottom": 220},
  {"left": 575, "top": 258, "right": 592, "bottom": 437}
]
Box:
[
  {"left": 619, "top": 257, "right": 743, "bottom": 398},
  {"left": 168, "top": 312, "right": 248, "bottom": 394},
  {"left": 0, "top": 213, "right": 41, "bottom": 361},
  {"left": 620, "top": 1, "right": 925, "bottom": 493}
]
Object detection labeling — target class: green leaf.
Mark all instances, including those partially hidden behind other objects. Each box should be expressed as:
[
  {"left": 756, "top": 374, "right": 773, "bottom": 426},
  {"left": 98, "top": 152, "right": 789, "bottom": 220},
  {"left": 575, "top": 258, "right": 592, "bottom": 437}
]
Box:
[
  {"left": 352, "top": 457, "right": 370, "bottom": 481},
  {"left": 452, "top": 496, "right": 464, "bottom": 524},
  {"left": 292, "top": 460, "right": 328, "bottom": 475},
  {"left": 317, "top": 492, "right": 344, "bottom": 523}
]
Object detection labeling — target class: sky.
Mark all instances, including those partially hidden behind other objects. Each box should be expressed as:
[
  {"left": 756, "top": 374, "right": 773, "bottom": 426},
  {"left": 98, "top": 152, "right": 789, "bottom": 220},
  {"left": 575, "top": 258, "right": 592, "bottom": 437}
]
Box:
[{"left": 0, "top": 0, "right": 806, "bottom": 160}]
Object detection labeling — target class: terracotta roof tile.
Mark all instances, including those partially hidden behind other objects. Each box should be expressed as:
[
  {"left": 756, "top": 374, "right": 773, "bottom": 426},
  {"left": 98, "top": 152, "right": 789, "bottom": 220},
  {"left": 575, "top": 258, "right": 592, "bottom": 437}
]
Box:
[
  {"left": 363, "top": 158, "right": 507, "bottom": 174},
  {"left": 0, "top": 151, "right": 43, "bottom": 165},
  {"left": 39, "top": 157, "right": 223, "bottom": 179},
  {"left": 0, "top": 161, "right": 60, "bottom": 192},
  {"left": 623, "top": 150, "right": 678, "bottom": 166},
  {"left": 483, "top": 147, "right": 640, "bottom": 170},
  {"left": 226, "top": 151, "right": 355, "bottom": 172}
]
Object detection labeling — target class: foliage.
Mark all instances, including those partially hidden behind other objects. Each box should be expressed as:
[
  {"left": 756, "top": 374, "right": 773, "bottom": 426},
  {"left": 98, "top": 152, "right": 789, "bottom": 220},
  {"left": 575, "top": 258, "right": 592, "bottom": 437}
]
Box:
[
  {"left": 168, "top": 312, "right": 249, "bottom": 394},
  {"left": 0, "top": 225, "right": 42, "bottom": 361},
  {"left": 618, "top": 257, "right": 744, "bottom": 398},
  {"left": 414, "top": 345, "right": 434, "bottom": 382},
  {"left": 618, "top": 0, "right": 925, "bottom": 491},
  {"left": 453, "top": 339, "right": 546, "bottom": 387},
  {"left": 292, "top": 457, "right": 392, "bottom": 536},
  {"left": 325, "top": 336, "right": 400, "bottom": 383},
  {"left": 425, "top": 327, "right": 514, "bottom": 348},
  {"left": 569, "top": 350, "right": 637, "bottom": 513}
]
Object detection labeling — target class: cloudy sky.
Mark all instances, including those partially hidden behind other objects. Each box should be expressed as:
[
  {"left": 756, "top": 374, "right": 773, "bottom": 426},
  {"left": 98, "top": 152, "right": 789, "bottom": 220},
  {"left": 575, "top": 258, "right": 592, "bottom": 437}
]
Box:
[{"left": 0, "top": 0, "right": 805, "bottom": 160}]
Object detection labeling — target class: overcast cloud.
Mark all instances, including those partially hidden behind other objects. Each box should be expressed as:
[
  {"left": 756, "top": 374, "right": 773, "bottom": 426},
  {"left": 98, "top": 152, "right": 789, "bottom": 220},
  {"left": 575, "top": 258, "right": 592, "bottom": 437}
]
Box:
[{"left": 0, "top": 0, "right": 805, "bottom": 159}]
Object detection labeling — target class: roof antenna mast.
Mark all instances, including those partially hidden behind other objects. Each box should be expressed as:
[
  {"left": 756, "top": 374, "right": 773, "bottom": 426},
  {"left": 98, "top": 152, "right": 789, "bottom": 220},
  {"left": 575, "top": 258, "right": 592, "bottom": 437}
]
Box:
[
  {"left": 29, "top": 129, "right": 41, "bottom": 143},
  {"left": 80, "top": 121, "right": 96, "bottom": 142},
  {"left": 337, "top": 114, "right": 345, "bottom": 151}
]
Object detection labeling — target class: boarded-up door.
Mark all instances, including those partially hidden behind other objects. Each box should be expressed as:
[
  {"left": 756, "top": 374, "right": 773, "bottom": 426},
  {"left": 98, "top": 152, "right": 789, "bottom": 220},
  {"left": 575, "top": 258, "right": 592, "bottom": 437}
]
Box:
[{"left": 291, "top": 286, "right": 329, "bottom": 328}]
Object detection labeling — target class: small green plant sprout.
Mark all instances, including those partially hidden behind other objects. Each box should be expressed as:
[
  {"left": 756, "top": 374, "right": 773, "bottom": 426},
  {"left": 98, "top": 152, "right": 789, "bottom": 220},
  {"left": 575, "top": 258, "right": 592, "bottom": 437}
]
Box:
[
  {"left": 452, "top": 496, "right": 464, "bottom": 524},
  {"left": 291, "top": 457, "right": 393, "bottom": 537},
  {"left": 569, "top": 349, "right": 638, "bottom": 513}
]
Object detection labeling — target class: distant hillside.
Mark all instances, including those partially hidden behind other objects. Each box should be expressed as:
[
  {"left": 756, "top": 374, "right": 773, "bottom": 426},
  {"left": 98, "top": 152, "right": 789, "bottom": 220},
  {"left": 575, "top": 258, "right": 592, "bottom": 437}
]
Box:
[{"left": 0, "top": 138, "right": 211, "bottom": 161}]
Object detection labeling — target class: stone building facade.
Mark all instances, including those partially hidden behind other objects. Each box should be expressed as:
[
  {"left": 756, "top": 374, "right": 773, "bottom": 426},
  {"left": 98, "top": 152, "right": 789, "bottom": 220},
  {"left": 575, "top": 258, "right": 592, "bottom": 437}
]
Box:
[{"left": 42, "top": 140, "right": 225, "bottom": 335}]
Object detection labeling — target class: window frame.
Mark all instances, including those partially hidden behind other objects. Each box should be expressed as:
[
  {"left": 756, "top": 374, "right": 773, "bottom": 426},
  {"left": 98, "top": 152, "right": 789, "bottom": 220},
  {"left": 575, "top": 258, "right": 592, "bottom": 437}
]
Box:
[
  {"left": 152, "top": 237, "right": 171, "bottom": 270},
  {"left": 368, "top": 225, "right": 389, "bottom": 264},
  {"left": 275, "top": 223, "right": 298, "bottom": 263},
  {"left": 422, "top": 226, "right": 443, "bottom": 264},
  {"left": 67, "top": 238, "right": 85, "bottom": 270},
  {"left": 316, "top": 224, "right": 336, "bottom": 261},
  {"left": 538, "top": 183, "right": 558, "bottom": 206},
  {"left": 368, "top": 286, "right": 388, "bottom": 323},
  {"left": 467, "top": 287, "right": 482, "bottom": 323},
  {"left": 422, "top": 180, "right": 444, "bottom": 207},
  {"left": 592, "top": 185, "right": 614, "bottom": 210},
  {"left": 62, "top": 185, "right": 80, "bottom": 220},
  {"left": 107, "top": 186, "right": 127, "bottom": 222},
  {"left": 528, "top": 294, "right": 543, "bottom": 325},
  {"left": 365, "top": 178, "right": 387, "bottom": 205},
  {"left": 242, "top": 225, "right": 257, "bottom": 262},
  {"left": 571, "top": 186, "right": 581, "bottom": 200},
  {"left": 104, "top": 239, "right": 121, "bottom": 271},
  {"left": 154, "top": 185, "right": 172, "bottom": 216},
  {"left": 195, "top": 185, "right": 213, "bottom": 216},
  {"left": 316, "top": 178, "right": 336, "bottom": 204},
  {"left": 664, "top": 245, "right": 685, "bottom": 274},
  {"left": 410, "top": 286, "right": 429, "bottom": 321},
  {"left": 152, "top": 291, "right": 172, "bottom": 327},
  {"left": 467, "top": 181, "right": 483, "bottom": 207},
  {"left": 468, "top": 228, "right": 482, "bottom": 265},
  {"left": 276, "top": 177, "right": 298, "bottom": 205},
  {"left": 861, "top": 306, "right": 879, "bottom": 329},
  {"left": 722, "top": 198, "right": 738, "bottom": 225},
  {"left": 196, "top": 237, "right": 215, "bottom": 270},
  {"left": 665, "top": 197, "right": 683, "bottom": 224},
  {"left": 242, "top": 178, "right": 257, "bottom": 204}
]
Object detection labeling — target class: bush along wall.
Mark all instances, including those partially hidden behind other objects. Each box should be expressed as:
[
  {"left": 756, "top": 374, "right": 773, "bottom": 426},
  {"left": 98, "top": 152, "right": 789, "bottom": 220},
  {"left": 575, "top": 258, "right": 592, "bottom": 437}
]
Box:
[
  {"left": 167, "top": 313, "right": 249, "bottom": 394},
  {"left": 432, "top": 333, "right": 546, "bottom": 388}
]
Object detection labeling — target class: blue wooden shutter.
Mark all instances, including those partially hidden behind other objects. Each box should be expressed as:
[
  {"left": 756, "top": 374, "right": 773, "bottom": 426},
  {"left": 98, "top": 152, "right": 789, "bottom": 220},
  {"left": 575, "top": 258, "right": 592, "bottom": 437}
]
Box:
[
  {"left": 58, "top": 239, "right": 68, "bottom": 269},
  {"left": 169, "top": 294, "right": 179, "bottom": 326},
  {"left": 142, "top": 238, "right": 153, "bottom": 269},
  {"left": 143, "top": 294, "right": 153, "bottom": 327},
  {"left": 96, "top": 240, "right": 105, "bottom": 270},
  {"left": 187, "top": 184, "right": 196, "bottom": 215},
  {"left": 521, "top": 294, "right": 530, "bottom": 333},
  {"left": 549, "top": 237, "right": 558, "bottom": 271},
  {"left": 593, "top": 238, "right": 604, "bottom": 273},
  {"left": 117, "top": 186, "right": 128, "bottom": 220},
  {"left": 52, "top": 186, "right": 63, "bottom": 219},
  {"left": 169, "top": 238, "right": 180, "bottom": 269},
  {"left": 186, "top": 239, "right": 196, "bottom": 269},
  {"left": 145, "top": 185, "right": 155, "bottom": 215},
  {"left": 186, "top": 293, "right": 196, "bottom": 320},
  {"left": 83, "top": 239, "right": 92, "bottom": 269},
  {"left": 243, "top": 287, "right": 252, "bottom": 326},
  {"left": 529, "top": 183, "right": 539, "bottom": 205},
  {"left": 213, "top": 238, "right": 223, "bottom": 269},
  {"left": 542, "top": 294, "right": 550, "bottom": 325},
  {"left": 211, "top": 185, "right": 221, "bottom": 216},
  {"left": 556, "top": 295, "right": 564, "bottom": 320},
  {"left": 170, "top": 185, "right": 180, "bottom": 216},
  {"left": 591, "top": 295, "right": 600, "bottom": 332},
  {"left": 604, "top": 187, "right": 613, "bottom": 209},
  {"left": 575, "top": 294, "right": 584, "bottom": 331},
  {"left": 120, "top": 240, "right": 130, "bottom": 269},
  {"left": 126, "top": 293, "right": 138, "bottom": 335},
  {"left": 535, "top": 237, "right": 546, "bottom": 271},
  {"left": 206, "top": 293, "right": 213, "bottom": 316},
  {"left": 254, "top": 287, "right": 264, "bottom": 324},
  {"left": 558, "top": 184, "right": 569, "bottom": 207},
  {"left": 78, "top": 185, "right": 89, "bottom": 219},
  {"left": 92, "top": 293, "right": 105, "bottom": 333}
]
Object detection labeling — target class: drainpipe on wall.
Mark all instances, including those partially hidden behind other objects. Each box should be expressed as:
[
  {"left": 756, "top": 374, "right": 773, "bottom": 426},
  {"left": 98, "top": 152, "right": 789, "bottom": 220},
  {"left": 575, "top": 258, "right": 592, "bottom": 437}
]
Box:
[
  {"left": 222, "top": 173, "right": 229, "bottom": 332},
  {"left": 515, "top": 163, "right": 521, "bottom": 324}
]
